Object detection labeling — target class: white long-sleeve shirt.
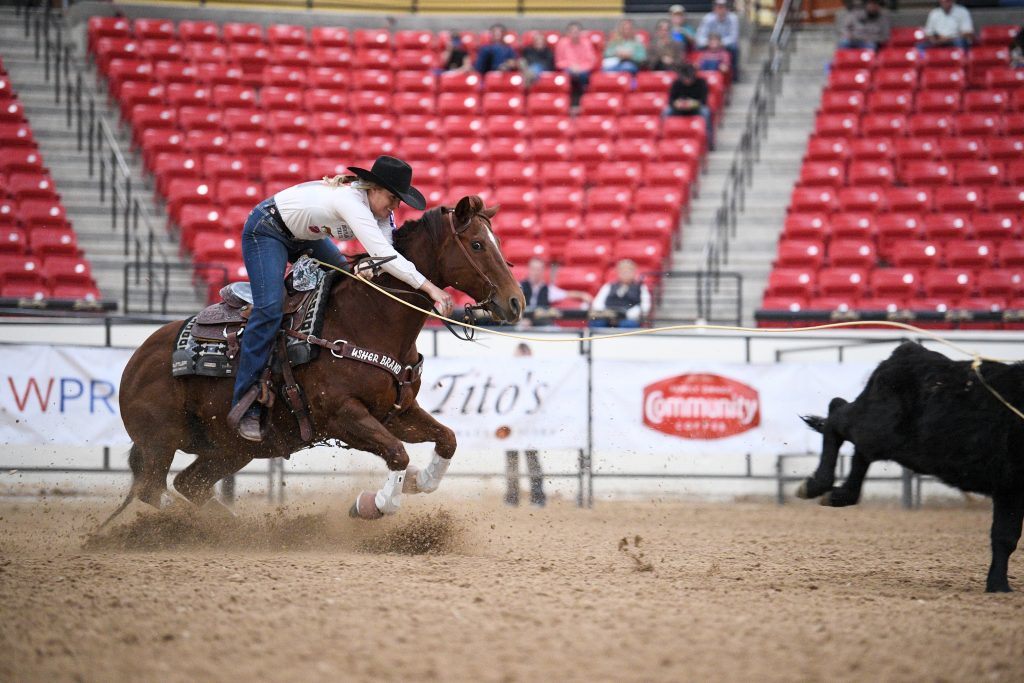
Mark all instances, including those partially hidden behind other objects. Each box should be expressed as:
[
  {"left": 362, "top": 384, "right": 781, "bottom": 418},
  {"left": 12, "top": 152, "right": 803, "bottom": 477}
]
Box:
[
  {"left": 923, "top": 4, "right": 973, "bottom": 39},
  {"left": 273, "top": 181, "right": 426, "bottom": 289},
  {"left": 591, "top": 281, "right": 652, "bottom": 321}
]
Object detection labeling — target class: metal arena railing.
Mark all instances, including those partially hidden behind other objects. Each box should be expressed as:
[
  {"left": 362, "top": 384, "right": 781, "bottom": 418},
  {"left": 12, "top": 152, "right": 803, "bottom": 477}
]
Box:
[
  {"left": 16, "top": 0, "right": 172, "bottom": 310},
  {"left": 698, "top": 0, "right": 801, "bottom": 319}
]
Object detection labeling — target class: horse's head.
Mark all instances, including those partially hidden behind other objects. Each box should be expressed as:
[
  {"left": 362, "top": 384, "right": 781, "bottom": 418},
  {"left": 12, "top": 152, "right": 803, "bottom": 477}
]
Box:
[{"left": 437, "top": 196, "right": 525, "bottom": 324}]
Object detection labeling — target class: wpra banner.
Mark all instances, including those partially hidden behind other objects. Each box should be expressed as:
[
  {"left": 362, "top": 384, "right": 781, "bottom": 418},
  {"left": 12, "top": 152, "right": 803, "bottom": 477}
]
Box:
[{"left": 1, "top": 345, "right": 134, "bottom": 447}]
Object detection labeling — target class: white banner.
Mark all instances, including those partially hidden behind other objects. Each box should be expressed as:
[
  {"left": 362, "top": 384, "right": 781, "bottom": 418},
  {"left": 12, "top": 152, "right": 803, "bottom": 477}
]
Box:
[
  {"left": 0, "top": 345, "right": 134, "bottom": 447},
  {"left": 0, "top": 345, "right": 589, "bottom": 451},
  {"left": 417, "top": 357, "right": 588, "bottom": 450},
  {"left": 593, "top": 361, "right": 874, "bottom": 457}
]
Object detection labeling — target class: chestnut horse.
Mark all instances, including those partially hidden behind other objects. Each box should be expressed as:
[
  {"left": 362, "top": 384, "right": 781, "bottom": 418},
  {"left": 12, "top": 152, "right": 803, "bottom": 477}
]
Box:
[{"left": 107, "top": 196, "right": 524, "bottom": 524}]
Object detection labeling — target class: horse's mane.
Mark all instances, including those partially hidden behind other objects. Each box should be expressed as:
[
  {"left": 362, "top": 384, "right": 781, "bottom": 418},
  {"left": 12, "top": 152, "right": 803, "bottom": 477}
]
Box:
[{"left": 392, "top": 207, "right": 444, "bottom": 257}]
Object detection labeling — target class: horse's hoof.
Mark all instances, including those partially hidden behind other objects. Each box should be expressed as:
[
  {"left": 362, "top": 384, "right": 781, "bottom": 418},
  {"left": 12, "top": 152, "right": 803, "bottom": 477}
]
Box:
[
  {"left": 402, "top": 466, "right": 421, "bottom": 494},
  {"left": 795, "top": 479, "right": 812, "bottom": 499},
  {"left": 348, "top": 491, "right": 384, "bottom": 520}
]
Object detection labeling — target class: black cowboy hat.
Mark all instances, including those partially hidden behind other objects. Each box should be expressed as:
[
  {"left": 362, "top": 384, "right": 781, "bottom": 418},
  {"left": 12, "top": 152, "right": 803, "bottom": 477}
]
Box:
[{"left": 347, "top": 155, "right": 426, "bottom": 211}]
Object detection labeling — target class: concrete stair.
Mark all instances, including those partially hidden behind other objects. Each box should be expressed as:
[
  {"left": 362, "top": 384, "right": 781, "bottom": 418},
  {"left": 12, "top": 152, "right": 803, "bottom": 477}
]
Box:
[
  {"left": 0, "top": 7, "right": 204, "bottom": 315},
  {"left": 662, "top": 27, "right": 836, "bottom": 325}
]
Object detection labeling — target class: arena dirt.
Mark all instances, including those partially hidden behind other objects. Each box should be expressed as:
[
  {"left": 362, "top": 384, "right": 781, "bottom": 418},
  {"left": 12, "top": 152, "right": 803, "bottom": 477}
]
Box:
[{"left": 1, "top": 494, "right": 1022, "bottom": 682}]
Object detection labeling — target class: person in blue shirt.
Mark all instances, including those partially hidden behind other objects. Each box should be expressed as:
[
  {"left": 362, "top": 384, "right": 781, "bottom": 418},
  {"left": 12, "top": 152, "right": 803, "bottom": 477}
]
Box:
[
  {"left": 669, "top": 4, "right": 697, "bottom": 51},
  {"left": 697, "top": 0, "right": 741, "bottom": 80},
  {"left": 475, "top": 24, "right": 519, "bottom": 74}
]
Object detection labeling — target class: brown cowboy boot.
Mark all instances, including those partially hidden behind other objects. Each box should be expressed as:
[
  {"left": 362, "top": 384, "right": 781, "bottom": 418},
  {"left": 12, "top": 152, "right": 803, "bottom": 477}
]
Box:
[{"left": 237, "top": 406, "right": 263, "bottom": 442}]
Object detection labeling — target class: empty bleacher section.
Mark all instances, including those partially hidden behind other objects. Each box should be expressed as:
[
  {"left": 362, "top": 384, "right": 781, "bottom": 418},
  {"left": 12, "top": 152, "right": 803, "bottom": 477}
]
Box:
[
  {"left": 759, "top": 23, "right": 1024, "bottom": 330},
  {"left": 86, "top": 15, "right": 733, "bottom": 314},
  {"left": 0, "top": 55, "right": 107, "bottom": 309}
]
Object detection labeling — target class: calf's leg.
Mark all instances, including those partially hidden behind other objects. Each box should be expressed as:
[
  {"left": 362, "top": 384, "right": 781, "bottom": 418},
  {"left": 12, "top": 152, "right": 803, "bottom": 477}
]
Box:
[
  {"left": 986, "top": 492, "right": 1024, "bottom": 593},
  {"left": 797, "top": 397, "right": 849, "bottom": 500},
  {"left": 821, "top": 450, "right": 869, "bottom": 507}
]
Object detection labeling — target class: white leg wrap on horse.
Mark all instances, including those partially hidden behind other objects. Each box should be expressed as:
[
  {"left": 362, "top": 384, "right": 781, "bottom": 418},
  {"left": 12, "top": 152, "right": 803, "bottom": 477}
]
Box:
[
  {"left": 374, "top": 470, "right": 405, "bottom": 515},
  {"left": 416, "top": 452, "right": 450, "bottom": 494}
]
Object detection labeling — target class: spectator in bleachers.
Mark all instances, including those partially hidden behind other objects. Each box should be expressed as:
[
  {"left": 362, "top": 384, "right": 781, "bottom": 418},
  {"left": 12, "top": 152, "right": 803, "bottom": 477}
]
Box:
[
  {"left": 697, "top": 0, "right": 741, "bottom": 80},
  {"left": 520, "top": 32, "right": 556, "bottom": 85},
  {"left": 441, "top": 33, "right": 472, "bottom": 72},
  {"left": 1011, "top": 25, "right": 1024, "bottom": 68},
  {"left": 669, "top": 4, "right": 698, "bottom": 51},
  {"left": 555, "top": 21, "right": 598, "bottom": 106},
  {"left": 602, "top": 18, "right": 647, "bottom": 74},
  {"left": 921, "top": 0, "right": 974, "bottom": 49},
  {"left": 521, "top": 257, "right": 592, "bottom": 319},
  {"left": 667, "top": 63, "right": 714, "bottom": 149},
  {"left": 647, "top": 18, "right": 685, "bottom": 71},
  {"left": 475, "top": 24, "right": 519, "bottom": 74},
  {"left": 590, "top": 259, "right": 652, "bottom": 328},
  {"left": 696, "top": 32, "right": 733, "bottom": 76},
  {"left": 838, "top": 0, "right": 891, "bottom": 50}
]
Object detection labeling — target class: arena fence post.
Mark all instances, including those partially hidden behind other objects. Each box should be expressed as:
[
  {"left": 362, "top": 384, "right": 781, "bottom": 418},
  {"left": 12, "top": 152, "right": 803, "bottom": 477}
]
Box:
[
  {"left": 775, "top": 456, "right": 785, "bottom": 505},
  {"left": 222, "top": 475, "right": 236, "bottom": 506},
  {"left": 901, "top": 468, "right": 913, "bottom": 510}
]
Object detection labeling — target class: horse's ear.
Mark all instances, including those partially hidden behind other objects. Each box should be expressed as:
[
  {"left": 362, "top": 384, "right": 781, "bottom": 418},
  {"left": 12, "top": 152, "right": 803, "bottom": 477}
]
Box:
[
  {"left": 484, "top": 203, "right": 499, "bottom": 219},
  {"left": 454, "top": 195, "right": 483, "bottom": 224}
]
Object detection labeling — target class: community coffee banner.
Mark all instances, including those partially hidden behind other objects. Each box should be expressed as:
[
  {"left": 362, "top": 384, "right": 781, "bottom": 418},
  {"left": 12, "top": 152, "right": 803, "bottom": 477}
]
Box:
[
  {"left": 593, "top": 361, "right": 875, "bottom": 457},
  {"left": 0, "top": 345, "right": 134, "bottom": 447}
]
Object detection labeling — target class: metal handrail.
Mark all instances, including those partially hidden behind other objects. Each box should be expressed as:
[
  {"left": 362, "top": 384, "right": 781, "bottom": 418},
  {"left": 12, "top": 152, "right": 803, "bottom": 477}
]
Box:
[{"left": 699, "top": 0, "right": 802, "bottom": 320}]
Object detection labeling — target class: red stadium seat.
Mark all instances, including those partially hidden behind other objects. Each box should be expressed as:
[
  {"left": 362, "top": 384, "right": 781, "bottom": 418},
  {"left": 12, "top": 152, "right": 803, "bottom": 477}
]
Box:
[
  {"left": 267, "top": 23, "right": 307, "bottom": 46},
  {"left": 19, "top": 199, "right": 68, "bottom": 229},
  {"left": 530, "top": 72, "right": 571, "bottom": 94},
  {"left": 212, "top": 84, "right": 256, "bottom": 110},
  {"left": 890, "top": 241, "right": 941, "bottom": 269},
  {"left": 830, "top": 213, "right": 875, "bottom": 241},
  {"left": 987, "top": 187, "right": 1024, "bottom": 213},
  {"left": 178, "top": 20, "right": 219, "bottom": 43},
  {"left": 815, "top": 113, "right": 859, "bottom": 137},
  {"left": 782, "top": 213, "right": 829, "bottom": 241},
  {"left": 827, "top": 68, "right": 871, "bottom": 92},
  {"left": 193, "top": 233, "right": 242, "bottom": 263},
  {"left": 583, "top": 212, "right": 631, "bottom": 240},
  {"left": 8, "top": 173, "right": 58, "bottom": 201},
  {"left": 42, "top": 255, "right": 93, "bottom": 288},
  {"left": 829, "top": 240, "right": 876, "bottom": 269},
  {"left": 901, "top": 160, "right": 953, "bottom": 186},
  {"left": 625, "top": 92, "right": 666, "bottom": 116},
  {"left": 761, "top": 295, "right": 807, "bottom": 313},
  {"left": 554, "top": 266, "right": 604, "bottom": 296},
  {"left": 848, "top": 161, "right": 895, "bottom": 186},
  {"left": 644, "top": 164, "right": 694, "bottom": 191},
  {"left": 999, "top": 242, "right": 1024, "bottom": 268},
  {"left": 29, "top": 228, "right": 78, "bottom": 257},
  {"left": 531, "top": 139, "right": 572, "bottom": 163},
  {"left": 945, "top": 241, "right": 995, "bottom": 270},
  {"left": 848, "top": 137, "right": 893, "bottom": 161},
  {"left": 578, "top": 93, "right": 623, "bottom": 117},
  {"left": 877, "top": 47, "right": 920, "bottom": 69},
  {"left": 838, "top": 187, "right": 886, "bottom": 213},
  {"left": 933, "top": 186, "right": 985, "bottom": 213},
  {"left": 655, "top": 139, "right": 702, "bottom": 164},
  {"left": 0, "top": 148, "right": 44, "bottom": 175},
  {"left": 892, "top": 138, "right": 938, "bottom": 166},
  {"left": 588, "top": 72, "right": 632, "bottom": 94},
  {"left": 987, "top": 137, "right": 1024, "bottom": 161},
  {"left": 799, "top": 162, "right": 845, "bottom": 188},
  {"left": 923, "top": 269, "right": 974, "bottom": 303},
  {"left": 922, "top": 213, "right": 970, "bottom": 243},
  {"left": 495, "top": 211, "right": 539, "bottom": 240},
  {"left": 860, "top": 114, "right": 907, "bottom": 138},
  {"left": 922, "top": 47, "right": 965, "bottom": 69},
  {"left": 818, "top": 268, "right": 867, "bottom": 298},
  {"left": 866, "top": 91, "right": 912, "bottom": 114},
  {"left": 530, "top": 115, "right": 572, "bottom": 140},
  {"left": 972, "top": 214, "right": 1019, "bottom": 244},
  {"left": 438, "top": 71, "right": 481, "bottom": 93},
  {"left": 914, "top": 90, "right": 961, "bottom": 114},
  {"left": 613, "top": 239, "right": 666, "bottom": 271},
  {"left": 1005, "top": 114, "right": 1024, "bottom": 135},
  {"left": 0, "top": 226, "right": 26, "bottom": 254},
  {"left": 527, "top": 92, "right": 571, "bottom": 116},
  {"left": 563, "top": 239, "right": 614, "bottom": 267},
  {"left": 352, "top": 28, "right": 391, "bottom": 50},
  {"left": 538, "top": 161, "right": 585, "bottom": 189},
  {"left": 831, "top": 48, "right": 875, "bottom": 71},
  {"left": 776, "top": 240, "right": 825, "bottom": 268},
  {"left": 955, "top": 113, "right": 1003, "bottom": 137},
  {"left": 804, "top": 137, "right": 850, "bottom": 162},
  {"left": 979, "top": 25, "right": 1019, "bottom": 46},
  {"left": 586, "top": 187, "right": 632, "bottom": 215},
  {"left": 635, "top": 71, "right": 675, "bottom": 93},
  {"left": 311, "top": 27, "right": 350, "bottom": 48},
  {"left": 955, "top": 161, "right": 1004, "bottom": 187},
  {"left": 907, "top": 113, "right": 953, "bottom": 137},
  {"left": 876, "top": 213, "right": 923, "bottom": 253},
  {"left": 884, "top": 187, "right": 933, "bottom": 213},
  {"left": 963, "top": 90, "right": 1009, "bottom": 113},
  {"left": 985, "top": 67, "right": 1024, "bottom": 90},
  {"left": 874, "top": 67, "right": 917, "bottom": 91},
  {"left": 502, "top": 239, "right": 548, "bottom": 267},
  {"left": 978, "top": 270, "right": 1024, "bottom": 298},
  {"left": 633, "top": 187, "right": 685, "bottom": 220},
  {"left": 765, "top": 268, "right": 816, "bottom": 298},
  {"left": 936, "top": 137, "right": 985, "bottom": 161},
  {"left": 870, "top": 268, "right": 920, "bottom": 301},
  {"left": 222, "top": 22, "right": 263, "bottom": 45},
  {"left": 492, "top": 186, "right": 539, "bottom": 213},
  {"left": 790, "top": 188, "right": 838, "bottom": 214},
  {"left": 920, "top": 68, "right": 965, "bottom": 91}
]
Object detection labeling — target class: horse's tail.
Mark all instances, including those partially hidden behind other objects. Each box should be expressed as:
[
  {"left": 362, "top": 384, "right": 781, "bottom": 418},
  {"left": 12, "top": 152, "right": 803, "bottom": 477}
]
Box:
[
  {"left": 801, "top": 415, "right": 827, "bottom": 434},
  {"left": 98, "top": 443, "right": 143, "bottom": 530}
]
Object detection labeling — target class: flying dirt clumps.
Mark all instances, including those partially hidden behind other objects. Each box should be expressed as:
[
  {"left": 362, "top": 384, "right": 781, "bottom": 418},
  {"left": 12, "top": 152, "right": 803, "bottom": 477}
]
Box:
[
  {"left": 357, "top": 508, "right": 465, "bottom": 555},
  {"left": 82, "top": 503, "right": 466, "bottom": 555}
]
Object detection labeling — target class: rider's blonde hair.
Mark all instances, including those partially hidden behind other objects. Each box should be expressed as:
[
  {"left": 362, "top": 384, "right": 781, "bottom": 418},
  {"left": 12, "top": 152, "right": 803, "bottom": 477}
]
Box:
[{"left": 322, "top": 175, "right": 379, "bottom": 192}]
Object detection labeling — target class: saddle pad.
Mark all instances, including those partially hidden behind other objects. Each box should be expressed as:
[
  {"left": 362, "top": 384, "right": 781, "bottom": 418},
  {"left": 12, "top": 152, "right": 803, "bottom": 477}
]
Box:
[{"left": 172, "top": 269, "right": 338, "bottom": 378}]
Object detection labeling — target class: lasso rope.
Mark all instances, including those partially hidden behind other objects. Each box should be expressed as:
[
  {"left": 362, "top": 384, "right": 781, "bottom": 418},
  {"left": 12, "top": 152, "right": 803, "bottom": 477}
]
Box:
[{"left": 315, "top": 258, "right": 1024, "bottom": 419}]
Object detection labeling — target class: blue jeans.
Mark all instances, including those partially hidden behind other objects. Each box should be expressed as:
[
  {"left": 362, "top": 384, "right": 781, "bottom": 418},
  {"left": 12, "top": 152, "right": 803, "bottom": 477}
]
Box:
[{"left": 230, "top": 198, "right": 346, "bottom": 408}]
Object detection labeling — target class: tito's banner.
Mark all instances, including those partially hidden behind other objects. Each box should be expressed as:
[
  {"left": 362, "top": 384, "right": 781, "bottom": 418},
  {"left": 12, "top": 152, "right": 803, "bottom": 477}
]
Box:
[{"left": 1, "top": 345, "right": 134, "bottom": 447}]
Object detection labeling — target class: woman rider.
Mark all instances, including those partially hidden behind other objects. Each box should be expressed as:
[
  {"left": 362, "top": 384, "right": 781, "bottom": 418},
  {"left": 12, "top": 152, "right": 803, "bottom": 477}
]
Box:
[{"left": 230, "top": 155, "right": 454, "bottom": 441}]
